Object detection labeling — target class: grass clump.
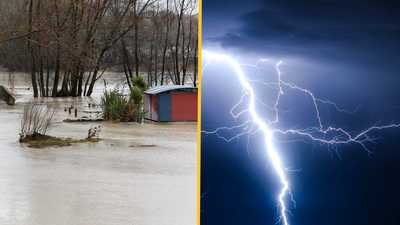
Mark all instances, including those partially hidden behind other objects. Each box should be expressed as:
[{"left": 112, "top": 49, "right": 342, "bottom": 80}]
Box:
[
  {"left": 100, "top": 89, "right": 128, "bottom": 121},
  {"left": 20, "top": 134, "right": 72, "bottom": 148},
  {"left": 20, "top": 133, "right": 101, "bottom": 148},
  {"left": 101, "top": 83, "right": 148, "bottom": 122},
  {"left": 20, "top": 121, "right": 102, "bottom": 148}
]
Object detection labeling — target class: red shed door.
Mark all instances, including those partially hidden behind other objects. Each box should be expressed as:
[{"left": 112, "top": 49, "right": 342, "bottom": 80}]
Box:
[{"left": 171, "top": 93, "right": 198, "bottom": 122}]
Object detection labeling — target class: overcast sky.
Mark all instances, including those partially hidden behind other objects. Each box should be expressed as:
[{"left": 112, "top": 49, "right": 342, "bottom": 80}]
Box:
[{"left": 201, "top": 1, "right": 400, "bottom": 224}]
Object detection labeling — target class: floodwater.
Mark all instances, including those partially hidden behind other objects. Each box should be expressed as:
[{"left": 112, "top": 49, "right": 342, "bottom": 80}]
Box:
[{"left": 0, "top": 72, "right": 197, "bottom": 225}]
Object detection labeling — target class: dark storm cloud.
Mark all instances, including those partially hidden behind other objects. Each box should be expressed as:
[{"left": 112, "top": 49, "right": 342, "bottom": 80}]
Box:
[{"left": 206, "top": 0, "right": 400, "bottom": 62}]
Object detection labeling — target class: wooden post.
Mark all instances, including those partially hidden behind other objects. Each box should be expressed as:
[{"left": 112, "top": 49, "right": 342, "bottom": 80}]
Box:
[
  {"left": 69, "top": 107, "right": 71, "bottom": 114},
  {"left": 75, "top": 108, "right": 77, "bottom": 117}
]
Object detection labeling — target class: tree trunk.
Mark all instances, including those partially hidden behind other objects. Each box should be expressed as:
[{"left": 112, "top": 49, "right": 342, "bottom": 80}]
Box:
[
  {"left": 161, "top": 44, "right": 167, "bottom": 85},
  {"left": 52, "top": 42, "right": 61, "bottom": 96},
  {"left": 27, "top": 0, "right": 38, "bottom": 97},
  {"left": 46, "top": 57, "right": 50, "bottom": 97},
  {"left": 52, "top": 0, "right": 61, "bottom": 97},
  {"left": 28, "top": 48, "right": 38, "bottom": 97},
  {"left": 86, "top": 47, "right": 107, "bottom": 96},
  {"left": 182, "top": 12, "right": 194, "bottom": 86},
  {"left": 121, "top": 38, "right": 133, "bottom": 78},
  {"left": 134, "top": 25, "right": 139, "bottom": 77},
  {"left": 59, "top": 70, "right": 70, "bottom": 96},
  {"left": 84, "top": 71, "right": 91, "bottom": 96},
  {"left": 193, "top": 40, "right": 197, "bottom": 87},
  {"left": 181, "top": 16, "right": 186, "bottom": 85},
  {"left": 70, "top": 61, "right": 79, "bottom": 97},
  {"left": 160, "top": 0, "right": 169, "bottom": 85},
  {"left": 174, "top": 0, "right": 185, "bottom": 85},
  {"left": 121, "top": 40, "right": 132, "bottom": 88},
  {"left": 154, "top": 48, "right": 158, "bottom": 86},
  {"left": 123, "top": 62, "right": 132, "bottom": 89},
  {"left": 78, "top": 66, "right": 84, "bottom": 96},
  {"left": 38, "top": 47, "right": 45, "bottom": 97},
  {"left": 133, "top": 1, "right": 139, "bottom": 77},
  {"left": 148, "top": 42, "right": 153, "bottom": 86}
]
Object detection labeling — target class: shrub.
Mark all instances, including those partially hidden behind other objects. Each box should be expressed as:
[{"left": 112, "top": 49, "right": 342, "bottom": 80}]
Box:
[
  {"left": 87, "top": 125, "right": 102, "bottom": 139},
  {"left": 125, "top": 86, "right": 147, "bottom": 122},
  {"left": 100, "top": 86, "right": 147, "bottom": 122},
  {"left": 130, "top": 75, "right": 148, "bottom": 92},
  {"left": 19, "top": 98, "right": 59, "bottom": 142},
  {"left": 100, "top": 89, "right": 128, "bottom": 121},
  {"left": 130, "top": 86, "right": 143, "bottom": 105}
]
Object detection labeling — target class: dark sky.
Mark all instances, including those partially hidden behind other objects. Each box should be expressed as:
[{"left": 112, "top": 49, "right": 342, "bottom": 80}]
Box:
[
  {"left": 203, "top": 0, "right": 400, "bottom": 63},
  {"left": 201, "top": 0, "right": 400, "bottom": 224}
]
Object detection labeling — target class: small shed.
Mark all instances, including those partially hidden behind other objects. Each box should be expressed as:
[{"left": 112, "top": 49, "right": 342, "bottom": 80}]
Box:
[{"left": 143, "top": 85, "right": 198, "bottom": 122}]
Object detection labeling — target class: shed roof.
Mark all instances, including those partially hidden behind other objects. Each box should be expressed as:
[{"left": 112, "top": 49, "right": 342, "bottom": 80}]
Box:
[{"left": 143, "top": 85, "right": 197, "bottom": 95}]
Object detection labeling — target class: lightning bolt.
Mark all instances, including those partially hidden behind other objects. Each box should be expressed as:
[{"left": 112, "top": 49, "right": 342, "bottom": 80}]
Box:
[{"left": 201, "top": 51, "right": 400, "bottom": 224}]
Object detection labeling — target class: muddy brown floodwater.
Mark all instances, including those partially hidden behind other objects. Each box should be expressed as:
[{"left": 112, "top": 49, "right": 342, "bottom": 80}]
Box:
[{"left": 0, "top": 72, "right": 197, "bottom": 225}]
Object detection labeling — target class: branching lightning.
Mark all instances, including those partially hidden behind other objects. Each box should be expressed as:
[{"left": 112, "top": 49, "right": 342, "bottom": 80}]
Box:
[{"left": 201, "top": 51, "right": 400, "bottom": 224}]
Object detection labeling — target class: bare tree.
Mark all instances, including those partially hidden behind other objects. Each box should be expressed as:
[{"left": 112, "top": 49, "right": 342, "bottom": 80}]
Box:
[
  {"left": 19, "top": 98, "right": 59, "bottom": 141},
  {"left": 0, "top": 0, "right": 198, "bottom": 98}
]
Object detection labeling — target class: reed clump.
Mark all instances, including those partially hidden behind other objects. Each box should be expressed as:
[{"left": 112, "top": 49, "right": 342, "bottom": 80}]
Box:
[{"left": 100, "top": 83, "right": 148, "bottom": 122}]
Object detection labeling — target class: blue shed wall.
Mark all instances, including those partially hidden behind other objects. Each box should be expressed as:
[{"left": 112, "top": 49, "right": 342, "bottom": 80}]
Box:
[{"left": 158, "top": 92, "right": 171, "bottom": 122}]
